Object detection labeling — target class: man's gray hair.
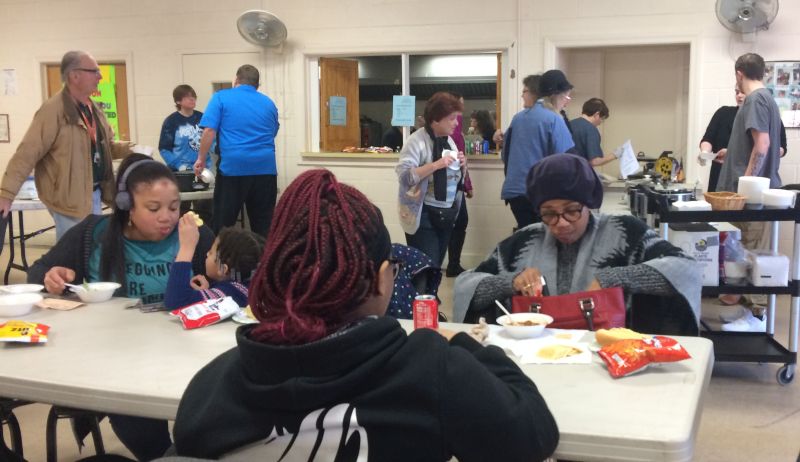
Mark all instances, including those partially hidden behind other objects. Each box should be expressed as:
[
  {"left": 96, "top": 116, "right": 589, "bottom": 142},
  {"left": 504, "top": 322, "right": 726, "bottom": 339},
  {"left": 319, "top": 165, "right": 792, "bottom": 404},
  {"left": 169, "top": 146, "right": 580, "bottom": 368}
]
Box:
[
  {"left": 236, "top": 64, "right": 260, "bottom": 88},
  {"left": 61, "top": 50, "right": 89, "bottom": 82}
]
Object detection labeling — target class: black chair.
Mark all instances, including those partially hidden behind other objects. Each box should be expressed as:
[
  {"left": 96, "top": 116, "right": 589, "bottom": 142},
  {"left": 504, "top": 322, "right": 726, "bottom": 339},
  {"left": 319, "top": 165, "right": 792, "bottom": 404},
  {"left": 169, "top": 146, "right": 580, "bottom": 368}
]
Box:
[
  {"left": 0, "top": 398, "right": 27, "bottom": 458},
  {"left": 46, "top": 406, "right": 106, "bottom": 462}
]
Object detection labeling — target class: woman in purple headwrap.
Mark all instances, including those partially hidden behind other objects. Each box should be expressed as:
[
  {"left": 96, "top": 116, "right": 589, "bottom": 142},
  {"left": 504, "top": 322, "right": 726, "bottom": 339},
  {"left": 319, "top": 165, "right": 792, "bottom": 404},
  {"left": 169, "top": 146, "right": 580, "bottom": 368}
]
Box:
[{"left": 454, "top": 154, "right": 702, "bottom": 336}]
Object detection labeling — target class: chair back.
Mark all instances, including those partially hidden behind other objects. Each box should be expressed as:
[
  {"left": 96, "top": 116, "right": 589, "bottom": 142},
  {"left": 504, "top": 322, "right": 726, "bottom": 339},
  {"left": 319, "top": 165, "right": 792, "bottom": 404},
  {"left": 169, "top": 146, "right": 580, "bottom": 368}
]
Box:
[{"left": 387, "top": 244, "right": 442, "bottom": 319}]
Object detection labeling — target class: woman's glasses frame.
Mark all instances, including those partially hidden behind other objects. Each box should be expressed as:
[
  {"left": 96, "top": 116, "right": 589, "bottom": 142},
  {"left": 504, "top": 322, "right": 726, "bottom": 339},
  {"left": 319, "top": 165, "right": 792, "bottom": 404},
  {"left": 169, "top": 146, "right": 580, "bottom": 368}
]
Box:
[{"left": 540, "top": 205, "right": 584, "bottom": 225}]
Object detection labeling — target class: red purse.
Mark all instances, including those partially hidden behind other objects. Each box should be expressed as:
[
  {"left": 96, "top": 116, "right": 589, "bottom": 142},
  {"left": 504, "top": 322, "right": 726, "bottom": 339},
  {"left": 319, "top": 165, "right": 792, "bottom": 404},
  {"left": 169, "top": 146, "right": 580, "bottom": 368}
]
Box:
[{"left": 511, "top": 287, "right": 626, "bottom": 331}]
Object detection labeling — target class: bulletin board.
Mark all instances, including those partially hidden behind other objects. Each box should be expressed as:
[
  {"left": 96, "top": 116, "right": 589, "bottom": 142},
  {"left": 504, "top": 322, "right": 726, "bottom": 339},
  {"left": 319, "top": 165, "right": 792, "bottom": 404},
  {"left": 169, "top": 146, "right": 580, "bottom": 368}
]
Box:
[{"left": 765, "top": 61, "right": 800, "bottom": 128}]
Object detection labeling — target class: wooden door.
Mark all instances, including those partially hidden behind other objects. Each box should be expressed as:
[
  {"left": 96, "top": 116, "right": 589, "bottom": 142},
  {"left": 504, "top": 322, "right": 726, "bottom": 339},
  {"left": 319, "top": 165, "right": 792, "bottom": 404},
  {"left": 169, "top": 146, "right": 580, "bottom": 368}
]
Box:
[{"left": 319, "top": 57, "right": 360, "bottom": 151}]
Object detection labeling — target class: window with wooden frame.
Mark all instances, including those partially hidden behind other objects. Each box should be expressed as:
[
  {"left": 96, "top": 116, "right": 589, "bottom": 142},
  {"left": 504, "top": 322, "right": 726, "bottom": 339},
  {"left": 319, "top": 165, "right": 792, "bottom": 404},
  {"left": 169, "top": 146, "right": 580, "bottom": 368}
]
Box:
[{"left": 314, "top": 52, "right": 502, "bottom": 153}]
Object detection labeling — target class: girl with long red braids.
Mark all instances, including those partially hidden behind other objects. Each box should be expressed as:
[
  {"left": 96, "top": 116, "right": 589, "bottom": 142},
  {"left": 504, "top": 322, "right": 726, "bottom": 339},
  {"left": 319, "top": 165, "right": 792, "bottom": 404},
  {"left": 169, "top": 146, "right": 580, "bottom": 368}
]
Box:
[{"left": 173, "top": 169, "right": 559, "bottom": 461}]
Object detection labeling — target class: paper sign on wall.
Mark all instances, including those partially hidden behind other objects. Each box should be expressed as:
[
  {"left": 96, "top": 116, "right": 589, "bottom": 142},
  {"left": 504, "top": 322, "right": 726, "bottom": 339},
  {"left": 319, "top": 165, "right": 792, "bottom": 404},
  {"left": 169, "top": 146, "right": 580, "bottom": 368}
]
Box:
[
  {"left": 391, "top": 95, "right": 416, "bottom": 126},
  {"left": 329, "top": 96, "right": 347, "bottom": 126},
  {"left": 92, "top": 65, "right": 119, "bottom": 140}
]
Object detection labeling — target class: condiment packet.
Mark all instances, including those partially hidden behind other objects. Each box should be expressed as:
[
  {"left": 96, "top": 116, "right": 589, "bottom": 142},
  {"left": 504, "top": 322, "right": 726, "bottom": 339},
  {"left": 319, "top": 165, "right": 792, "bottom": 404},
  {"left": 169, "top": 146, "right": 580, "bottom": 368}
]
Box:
[
  {"left": 170, "top": 297, "right": 240, "bottom": 329},
  {"left": 0, "top": 320, "right": 50, "bottom": 343},
  {"left": 37, "top": 298, "right": 84, "bottom": 311}
]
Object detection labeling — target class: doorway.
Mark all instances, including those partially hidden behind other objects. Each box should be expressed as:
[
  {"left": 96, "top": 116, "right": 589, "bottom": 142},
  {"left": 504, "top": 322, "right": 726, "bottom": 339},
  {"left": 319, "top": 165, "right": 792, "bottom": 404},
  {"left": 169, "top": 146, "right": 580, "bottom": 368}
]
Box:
[{"left": 558, "top": 44, "right": 691, "bottom": 178}]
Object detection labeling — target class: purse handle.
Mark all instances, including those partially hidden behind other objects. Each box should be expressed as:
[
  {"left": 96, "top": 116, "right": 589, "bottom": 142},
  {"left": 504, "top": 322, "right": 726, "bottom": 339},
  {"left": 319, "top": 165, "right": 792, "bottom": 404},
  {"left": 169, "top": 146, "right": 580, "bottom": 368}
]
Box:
[
  {"left": 528, "top": 297, "right": 597, "bottom": 330},
  {"left": 579, "top": 298, "right": 596, "bottom": 331}
]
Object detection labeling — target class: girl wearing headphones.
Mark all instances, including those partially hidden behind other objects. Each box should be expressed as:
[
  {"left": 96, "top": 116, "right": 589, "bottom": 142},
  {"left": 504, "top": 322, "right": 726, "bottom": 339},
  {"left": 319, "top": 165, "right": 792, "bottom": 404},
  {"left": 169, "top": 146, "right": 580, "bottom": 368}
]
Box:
[{"left": 27, "top": 153, "right": 214, "bottom": 460}]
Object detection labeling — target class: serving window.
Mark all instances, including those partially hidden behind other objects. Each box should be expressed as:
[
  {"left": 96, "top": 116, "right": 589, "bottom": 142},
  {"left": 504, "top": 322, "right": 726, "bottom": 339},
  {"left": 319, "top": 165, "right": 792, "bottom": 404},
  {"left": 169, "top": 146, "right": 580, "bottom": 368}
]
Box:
[{"left": 313, "top": 52, "right": 502, "bottom": 154}]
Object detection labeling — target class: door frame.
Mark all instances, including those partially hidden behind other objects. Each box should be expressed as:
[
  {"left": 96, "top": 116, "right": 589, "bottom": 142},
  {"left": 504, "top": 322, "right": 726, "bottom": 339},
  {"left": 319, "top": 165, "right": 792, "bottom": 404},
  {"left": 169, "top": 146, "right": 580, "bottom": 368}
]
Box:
[{"left": 543, "top": 35, "right": 700, "bottom": 183}]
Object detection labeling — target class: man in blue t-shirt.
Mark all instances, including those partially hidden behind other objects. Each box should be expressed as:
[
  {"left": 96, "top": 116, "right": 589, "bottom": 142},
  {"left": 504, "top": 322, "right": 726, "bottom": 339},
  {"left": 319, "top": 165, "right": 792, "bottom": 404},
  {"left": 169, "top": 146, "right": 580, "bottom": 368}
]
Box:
[
  {"left": 570, "top": 98, "right": 617, "bottom": 167},
  {"left": 194, "top": 65, "right": 280, "bottom": 236}
]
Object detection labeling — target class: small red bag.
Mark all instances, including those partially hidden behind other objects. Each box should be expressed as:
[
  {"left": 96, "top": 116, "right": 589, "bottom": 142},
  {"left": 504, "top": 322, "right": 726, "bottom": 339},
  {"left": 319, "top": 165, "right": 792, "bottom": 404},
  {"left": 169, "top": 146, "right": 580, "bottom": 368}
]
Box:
[
  {"left": 598, "top": 336, "right": 691, "bottom": 378},
  {"left": 511, "top": 287, "right": 626, "bottom": 331}
]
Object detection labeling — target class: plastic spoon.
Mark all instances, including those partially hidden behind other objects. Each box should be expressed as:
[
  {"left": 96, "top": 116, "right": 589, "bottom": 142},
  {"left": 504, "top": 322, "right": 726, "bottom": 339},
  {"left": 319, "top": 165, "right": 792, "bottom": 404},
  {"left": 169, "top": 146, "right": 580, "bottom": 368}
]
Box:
[
  {"left": 64, "top": 283, "right": 87, "bottom": 294},
  {"left": 494, "top": 300, "right": 513, "bottom": 317}
]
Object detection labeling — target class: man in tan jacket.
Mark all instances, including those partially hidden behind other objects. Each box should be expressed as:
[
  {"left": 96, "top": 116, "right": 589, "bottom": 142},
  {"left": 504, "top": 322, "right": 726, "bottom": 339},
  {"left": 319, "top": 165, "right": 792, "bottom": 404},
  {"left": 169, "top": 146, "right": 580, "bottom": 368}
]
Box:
[{"left": 0, "top": 50, "right": 132, "bottom": 239}]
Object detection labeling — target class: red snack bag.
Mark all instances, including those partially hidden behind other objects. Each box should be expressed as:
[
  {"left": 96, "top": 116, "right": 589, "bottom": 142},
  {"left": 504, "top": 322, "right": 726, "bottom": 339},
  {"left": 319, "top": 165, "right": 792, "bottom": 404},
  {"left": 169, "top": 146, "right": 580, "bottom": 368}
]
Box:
[
  {"left": 170, "top": 297, "right": 241, "bottom": 330},
  {"left": 598, "top": 336, "right": 691, "bottom": 378}
]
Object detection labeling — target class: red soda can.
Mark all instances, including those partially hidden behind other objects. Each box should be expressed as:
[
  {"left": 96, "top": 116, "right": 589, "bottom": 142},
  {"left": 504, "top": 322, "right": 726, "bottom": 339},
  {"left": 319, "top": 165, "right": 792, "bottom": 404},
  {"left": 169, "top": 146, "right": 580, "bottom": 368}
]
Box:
[{"left": 413, "top": 295, "right": 439, "bottom": 329}]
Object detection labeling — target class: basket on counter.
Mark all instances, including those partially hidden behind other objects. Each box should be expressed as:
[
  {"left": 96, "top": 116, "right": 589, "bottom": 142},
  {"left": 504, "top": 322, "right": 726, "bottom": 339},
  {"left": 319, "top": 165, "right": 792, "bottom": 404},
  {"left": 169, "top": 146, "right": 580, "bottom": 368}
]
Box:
[{"left": 704, "top": 191, "right": 746, "bottom": 211}]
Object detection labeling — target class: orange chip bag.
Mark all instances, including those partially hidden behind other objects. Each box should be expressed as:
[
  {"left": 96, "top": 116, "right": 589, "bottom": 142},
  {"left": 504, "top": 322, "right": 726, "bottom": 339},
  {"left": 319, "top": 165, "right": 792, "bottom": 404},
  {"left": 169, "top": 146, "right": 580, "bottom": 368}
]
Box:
[
  {"left": 0, "top": 320, "right": 51, "bottom": 344},
  {"left": 598, "top": 336, "right": 690, "bottom": 378}
]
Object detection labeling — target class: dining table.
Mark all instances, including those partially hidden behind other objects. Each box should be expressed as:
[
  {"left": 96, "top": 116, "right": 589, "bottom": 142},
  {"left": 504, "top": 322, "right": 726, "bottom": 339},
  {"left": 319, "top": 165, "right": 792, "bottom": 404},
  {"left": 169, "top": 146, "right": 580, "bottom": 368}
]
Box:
[{"left": 0, "top": 298, "right": 713, "bottom": 461}]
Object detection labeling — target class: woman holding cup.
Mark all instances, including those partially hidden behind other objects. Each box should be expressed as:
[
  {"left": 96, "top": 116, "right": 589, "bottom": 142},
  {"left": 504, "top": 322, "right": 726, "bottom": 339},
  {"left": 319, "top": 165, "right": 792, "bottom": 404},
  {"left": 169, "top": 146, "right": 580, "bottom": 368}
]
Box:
[{"left": 396, "top": 92, "right": 466, "bottom": 266}]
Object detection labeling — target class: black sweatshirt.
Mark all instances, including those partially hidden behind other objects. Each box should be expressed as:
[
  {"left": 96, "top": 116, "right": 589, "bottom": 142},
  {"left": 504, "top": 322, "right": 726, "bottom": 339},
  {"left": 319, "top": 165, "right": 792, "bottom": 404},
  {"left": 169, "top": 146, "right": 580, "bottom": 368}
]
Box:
[{"left": 173, "top": 317, "right": 559, "bottom": 461}]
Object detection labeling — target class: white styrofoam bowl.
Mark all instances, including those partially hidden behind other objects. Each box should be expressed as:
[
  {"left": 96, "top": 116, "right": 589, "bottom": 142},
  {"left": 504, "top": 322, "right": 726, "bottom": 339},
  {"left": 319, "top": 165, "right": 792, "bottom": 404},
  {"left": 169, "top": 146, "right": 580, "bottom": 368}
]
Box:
[
  {"left": 75, "top": 282, "right": 121, "bottom": 303},
  {"left": 0, "top": 293, "right": 43, "bottom": 317},
  {"left": 0, "top": 284, "right": 44, "bottom": 294},
  {"left": 497, "top": 313, "right": 554, "bottom": 339},
  {"left": 762, "top": 189, "right": 796, "bottom": 209}
]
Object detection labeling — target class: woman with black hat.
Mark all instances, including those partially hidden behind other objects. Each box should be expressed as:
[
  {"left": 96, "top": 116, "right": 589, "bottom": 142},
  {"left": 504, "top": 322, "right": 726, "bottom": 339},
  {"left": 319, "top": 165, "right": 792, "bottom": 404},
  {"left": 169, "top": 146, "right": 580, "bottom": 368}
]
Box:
[
  {"left": 538, "top": 69, "right": 575, "bottom": 133},
  {"left": 500, "top": 69, "right": 575, "bottom": 229},
  {"left": 456, "top": 154, "right": 702, "bottom": 336}
]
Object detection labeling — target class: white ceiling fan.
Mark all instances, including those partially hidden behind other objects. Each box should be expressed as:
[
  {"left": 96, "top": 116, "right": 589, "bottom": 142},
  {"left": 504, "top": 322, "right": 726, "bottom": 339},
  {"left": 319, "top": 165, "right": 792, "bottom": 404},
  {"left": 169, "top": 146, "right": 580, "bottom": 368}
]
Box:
[
  {"left": 715, "top": 0, "right": 779, "bottom": 41},
  {"left": 236, "top": 10, "right": 288, "bottom": 48}
]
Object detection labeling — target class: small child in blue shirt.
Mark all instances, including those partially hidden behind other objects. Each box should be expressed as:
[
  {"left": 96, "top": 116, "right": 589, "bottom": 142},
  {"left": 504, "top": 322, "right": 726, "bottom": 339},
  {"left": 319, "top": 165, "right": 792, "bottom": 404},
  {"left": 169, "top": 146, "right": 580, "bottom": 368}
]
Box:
[{"left": 165, "top": 213, "right": 265, "bottom": 309}]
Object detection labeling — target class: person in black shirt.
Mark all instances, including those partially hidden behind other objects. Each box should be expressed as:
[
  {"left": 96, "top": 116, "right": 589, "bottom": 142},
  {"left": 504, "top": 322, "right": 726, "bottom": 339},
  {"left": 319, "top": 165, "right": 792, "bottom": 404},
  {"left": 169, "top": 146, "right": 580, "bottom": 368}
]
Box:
[{"left": 173, "top": 169, "right": 559, "bottom": 461}]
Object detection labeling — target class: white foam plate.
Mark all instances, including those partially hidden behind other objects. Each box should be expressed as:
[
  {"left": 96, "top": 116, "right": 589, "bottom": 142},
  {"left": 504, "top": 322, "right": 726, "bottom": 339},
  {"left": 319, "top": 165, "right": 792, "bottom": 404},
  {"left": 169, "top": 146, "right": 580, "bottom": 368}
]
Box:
[{"left": 0, "top": 284, "right": 44, "bottom": 294}]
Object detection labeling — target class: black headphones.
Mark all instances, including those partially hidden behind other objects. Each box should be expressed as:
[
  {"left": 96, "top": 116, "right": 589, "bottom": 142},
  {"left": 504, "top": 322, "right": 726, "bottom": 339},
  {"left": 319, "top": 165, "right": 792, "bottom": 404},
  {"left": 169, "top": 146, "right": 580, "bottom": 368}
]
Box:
[{"left": 115, "top": 159, "right": 159, "bottom": 211}]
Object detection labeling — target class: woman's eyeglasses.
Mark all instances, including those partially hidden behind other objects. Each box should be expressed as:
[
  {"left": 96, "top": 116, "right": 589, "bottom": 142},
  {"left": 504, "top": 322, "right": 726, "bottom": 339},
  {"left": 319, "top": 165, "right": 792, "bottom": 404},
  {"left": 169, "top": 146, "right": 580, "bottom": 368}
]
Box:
[
  {"left": 540, "top": 206, "right": 584, "bottom": 225},
  {"left": 388, "top": 257, "right": 403, "bottom": 280}
]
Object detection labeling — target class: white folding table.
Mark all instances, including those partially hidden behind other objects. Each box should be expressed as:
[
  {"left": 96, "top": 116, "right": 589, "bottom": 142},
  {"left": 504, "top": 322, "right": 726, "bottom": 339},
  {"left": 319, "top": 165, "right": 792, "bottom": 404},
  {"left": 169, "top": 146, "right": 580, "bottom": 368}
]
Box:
[{"left": 0, "top": 299, "right": 713, "bottom": 461}]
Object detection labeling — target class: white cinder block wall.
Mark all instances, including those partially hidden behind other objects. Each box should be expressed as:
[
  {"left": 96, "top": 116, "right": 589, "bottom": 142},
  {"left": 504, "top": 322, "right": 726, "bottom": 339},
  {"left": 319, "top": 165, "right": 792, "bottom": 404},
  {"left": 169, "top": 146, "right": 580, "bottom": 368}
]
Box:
[{"left": 1, "top": 0, "right": 799, "bottom": 264}]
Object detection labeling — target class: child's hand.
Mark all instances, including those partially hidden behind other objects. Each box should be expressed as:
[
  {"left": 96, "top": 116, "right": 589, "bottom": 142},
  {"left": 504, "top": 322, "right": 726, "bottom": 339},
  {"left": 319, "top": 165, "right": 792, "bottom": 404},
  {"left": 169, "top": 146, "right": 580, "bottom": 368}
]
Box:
[
  {"left": 175, "top": 213, "right": 200, "bottom": 262},
  {"left": 190, "top": 274, "right": 209, "bottom": 290}
]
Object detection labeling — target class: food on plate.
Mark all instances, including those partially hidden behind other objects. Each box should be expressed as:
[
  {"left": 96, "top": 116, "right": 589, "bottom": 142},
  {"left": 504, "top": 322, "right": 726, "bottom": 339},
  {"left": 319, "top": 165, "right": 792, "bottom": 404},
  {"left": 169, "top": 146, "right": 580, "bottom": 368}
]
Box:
[
  {"left": 243, "top": 305, "right": 256, "bottom": 321},
  {"left": 342, "top": 146, "right": 395, "bottom": 154},
  {"left": 508, "top": 319, "right": 544, "bottom": 327},
  {"left": 185, "top": 211, "right": 203, "bottom": 226},
  {"left": 537, "top": 344, "right": 582, "bottom": 360},
  {"left": 595, "top": 327, "right": 648, "bottom": 347},
  {"left": 598, "top": 336, "right": 691, "bottom": 378},
  {"left": 469, "top": 317, "right": 489, "bottom": 342}
]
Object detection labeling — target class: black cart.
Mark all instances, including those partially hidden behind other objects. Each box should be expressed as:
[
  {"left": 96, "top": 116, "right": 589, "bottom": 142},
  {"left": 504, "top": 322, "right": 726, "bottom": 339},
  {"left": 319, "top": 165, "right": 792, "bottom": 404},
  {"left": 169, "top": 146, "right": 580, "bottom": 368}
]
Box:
[{"left": 655, "top": 202, "right": 798, "bottom": 385}]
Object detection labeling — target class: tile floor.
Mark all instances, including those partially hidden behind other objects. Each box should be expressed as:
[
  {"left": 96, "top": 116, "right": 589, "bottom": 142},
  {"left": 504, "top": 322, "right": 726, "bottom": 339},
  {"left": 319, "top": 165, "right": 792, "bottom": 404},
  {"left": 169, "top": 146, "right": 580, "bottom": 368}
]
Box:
[{"left": 2, "top": 244, "right": 800, "bottom": 461}]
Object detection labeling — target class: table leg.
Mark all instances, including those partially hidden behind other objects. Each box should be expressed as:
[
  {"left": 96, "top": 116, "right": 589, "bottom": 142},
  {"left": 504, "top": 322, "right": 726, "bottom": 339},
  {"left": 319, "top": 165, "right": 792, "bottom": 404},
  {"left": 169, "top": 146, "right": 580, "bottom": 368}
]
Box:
[
  {"left": 17, "top": 211, "right": 29, "bottom": 272},
  {"left": 3, "top": 214, "right": 15, "bottom": 285}
]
